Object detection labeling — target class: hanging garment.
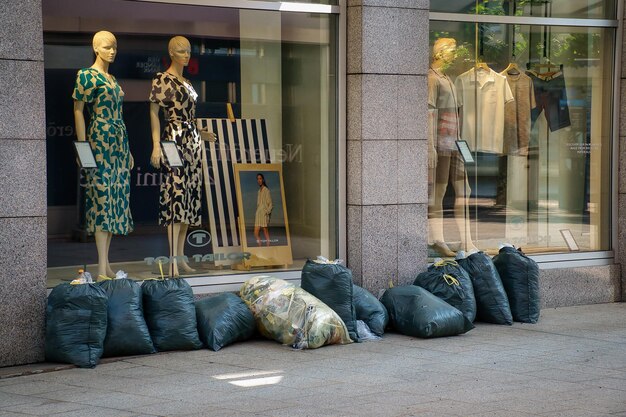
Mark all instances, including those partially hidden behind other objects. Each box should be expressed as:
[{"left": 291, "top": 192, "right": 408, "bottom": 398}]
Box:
[
  {"left": 527, "top": 70, "right": 571, "bottom": 132},
  {"left": 455, "top": 67, "right": 514, "bottom": 154},
  {"left": 500, "top": 70, "right": 536, "bottom": 156}
]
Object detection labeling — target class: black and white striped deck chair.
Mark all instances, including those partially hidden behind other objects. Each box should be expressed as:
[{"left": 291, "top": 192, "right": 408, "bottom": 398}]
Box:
[{"left": 196, "top": 118, "right": 271, "bottom": 266}]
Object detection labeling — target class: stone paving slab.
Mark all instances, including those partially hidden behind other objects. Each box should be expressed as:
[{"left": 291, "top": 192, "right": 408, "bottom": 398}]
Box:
[{"left": 0, "top": 303, "right": 625, "bottom": 416}]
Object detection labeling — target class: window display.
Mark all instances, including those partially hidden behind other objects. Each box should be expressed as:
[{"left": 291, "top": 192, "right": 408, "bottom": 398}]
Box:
[
  {"left": 428, "top": 14, "right": 615, "bottom": 258},
  {"left": 44, "top": 0, "right": 338, "bottom": 286}
]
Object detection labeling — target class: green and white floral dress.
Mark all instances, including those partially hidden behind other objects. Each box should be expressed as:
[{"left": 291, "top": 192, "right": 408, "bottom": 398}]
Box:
[{"left": 72, "top": 68, "right": 133, "bottom": 235}]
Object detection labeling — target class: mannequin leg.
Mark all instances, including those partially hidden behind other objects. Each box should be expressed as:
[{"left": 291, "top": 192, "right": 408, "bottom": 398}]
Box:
[
  {"left": 451, "top": 176, "right": 478, "bottom": 252},
  {"left": 95, "top": 230, "right": 111, "bottom": 278},
  {"left": 177, "top": 223, "right": 196, "bottom": 273},
  {"left": 428, "top": 155, "right": 455, "bottom": 257},
  {"left": 429, "top": 181, "right": 447, "bottom": 243},
  {"left": 254, "top": 226, "right": 261, "bottom": 246},
  {"left": 105, "top": 232, "right": 115, "bottom": 277},
  {"left": 167, "top": 223, "right": 183, "bottom": 277}
]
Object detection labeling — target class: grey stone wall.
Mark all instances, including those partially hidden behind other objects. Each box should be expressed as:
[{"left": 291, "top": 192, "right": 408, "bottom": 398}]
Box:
[
  {"left": 0, "top": 0, "right": 47, "bottom": 367},
  {"left": 619, "top": 4, "right": 626, "bottom": 302},
  {"left": 346, "top": 0, "right": 430, "bottom": 293},
  {"left": 540, "top": 265, "right": 621, "bottom": 308}
]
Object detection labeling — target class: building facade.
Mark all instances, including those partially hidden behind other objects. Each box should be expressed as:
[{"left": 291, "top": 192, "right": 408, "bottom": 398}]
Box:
[{"left": 0, "top": 0, "right": 623, "bottom": 367}]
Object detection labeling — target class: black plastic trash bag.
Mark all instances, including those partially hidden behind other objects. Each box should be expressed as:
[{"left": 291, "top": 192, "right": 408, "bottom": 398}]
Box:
[
  {"left": 352, "top": 284, "right": 388, "bottom": 336},
  {"left": 492, "top": 246, "right": 540, "bottom": 323},
  {"left": 142, "top": 278, "right": 203, "bottom": 351},
  {"left": 414, "top": 259, "right": 476, "bottom": 323},
  {"left": 45, "top": 283, "right": 108, "bottom": 368},
  {"left": 301, "top": 259, "right": 359, "bottom": 341},
  {"left": 380, "top": 286, "right": 473, "bottom": 338},
  {"left": 195, "top": 293, "right": 256, "bottom": 351},
  {"left": 457, "top": 252, "right": 513, "bottom": 325},
  {"left": 98, "top": 278, "right": 155, "bottom": 357}
]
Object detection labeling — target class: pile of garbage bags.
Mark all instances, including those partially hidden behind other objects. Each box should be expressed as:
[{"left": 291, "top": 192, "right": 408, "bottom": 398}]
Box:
[
  {"left": 45, "top": 272, "right": 206, "bottom": 368},
  {"left": 45, "top": 246, "right": 540, "bottom": 368}
]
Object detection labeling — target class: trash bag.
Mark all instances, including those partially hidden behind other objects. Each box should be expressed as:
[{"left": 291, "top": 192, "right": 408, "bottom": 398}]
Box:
[
  {"left": 142, "top": 278, "right": 203, "bottom": 351},
  {"left": 195, "top": 293, "right": 256, "bottom": 351},
  {"left": 414, "top": 259, "right": 476, "bottom": 323},
  {"left": 98, "top": 278, "right": 155, "bottom": 357},
  {"left": 457, "top": 251, "right": 513, "bottom": 325},
  {"left": 45, "top": 283, "right": 108, "bottom": 368},
  {"left": 240, "top": 276, "right": 352, "bottom": 349},
  {"left": 352, "top": 284, "right": 388, "bottom": 336},
  {"left": 492, "top": 245, "right": 540, "bottom": 323},
  {"left": 380, "top": 286, "right": 473, "bottom": 338},
  {"left": 300, "top": 259, "right": 359, "bottom": 341}
]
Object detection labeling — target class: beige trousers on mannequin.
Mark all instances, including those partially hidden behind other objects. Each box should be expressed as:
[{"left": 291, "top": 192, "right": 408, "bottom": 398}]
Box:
[{"left": 428, "top": 154, "right": 475, "bottom": 253}]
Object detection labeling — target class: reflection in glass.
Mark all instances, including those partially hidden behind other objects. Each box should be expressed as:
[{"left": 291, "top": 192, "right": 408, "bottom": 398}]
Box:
[
  {"left": 428, "top": 20, "right": 614, "bottom": 258},
  {"left": 431, "top": 0, "right": 616, "bottom": 19}
]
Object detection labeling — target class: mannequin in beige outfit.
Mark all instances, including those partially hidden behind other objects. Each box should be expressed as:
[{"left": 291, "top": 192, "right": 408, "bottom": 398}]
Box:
[{"left": 428, "top": 38, "right": 477, "bottom": 256}]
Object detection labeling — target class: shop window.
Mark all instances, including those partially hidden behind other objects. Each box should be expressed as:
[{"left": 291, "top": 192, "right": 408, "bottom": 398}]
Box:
[
  {"left": 250, "top": 0, "right": 338, "bottom": 4},
  {"left": 431, "top": 0, "right": 616, "bottom": 19},
  {"left": 44, "top": 0, "right": 338, "bottom": 286},
  {"left": 427, "top": 16, "right": 615, "bottom": 258}
]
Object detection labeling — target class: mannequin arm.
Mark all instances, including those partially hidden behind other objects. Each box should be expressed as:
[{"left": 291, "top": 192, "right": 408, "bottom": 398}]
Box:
[
  {"left": 73, "top": 100, "right": 87, "bottom": 142},
  {"left": 149, "top": 102, "right": 162, "bottom": 168},
  {"left": 200, "top": 129, "right": 217, "bottom": 142},
  {"left": 428, "top": 107, "right": 438, "bottom": 169}
]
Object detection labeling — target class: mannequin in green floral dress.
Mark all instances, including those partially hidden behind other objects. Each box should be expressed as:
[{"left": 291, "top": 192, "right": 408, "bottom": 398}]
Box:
[{"left": 73, "top": 31, "right": 134, "bottom": 279}]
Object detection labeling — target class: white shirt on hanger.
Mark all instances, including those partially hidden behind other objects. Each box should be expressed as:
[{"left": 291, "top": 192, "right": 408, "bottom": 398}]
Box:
[{"left": 455, "top": 67, "right": 514, "bottom": 154}]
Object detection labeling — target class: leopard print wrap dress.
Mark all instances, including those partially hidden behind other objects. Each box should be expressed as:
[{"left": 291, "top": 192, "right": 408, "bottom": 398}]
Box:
[
  {"left": 149, "top": 71, "right": 203, "bottom": 226},
  {"left": 72, "top": 68, "right": 134, "bottom": 235}
]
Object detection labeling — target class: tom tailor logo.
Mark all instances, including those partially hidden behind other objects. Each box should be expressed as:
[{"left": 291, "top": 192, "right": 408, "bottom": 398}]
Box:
[
  {"left": 187, "top": 230, "right": 212, "bottom": 248},
  {"left": 143, "top": 252, "right": 251, "bottom": 266}
]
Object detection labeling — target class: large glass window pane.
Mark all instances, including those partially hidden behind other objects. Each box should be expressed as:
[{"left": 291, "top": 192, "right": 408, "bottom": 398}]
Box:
[
  {"left": 428, "top": 20, "right": 613, "bottom": 257},
  {"left": 44, "top": 0, "right": 337, "bottom": 286},
  {"left": 251, "top": 0, "right": 337, "bottom": 4},
  {"left": 431, "top": 0, "right": 616, "bottom": 20},
  {"left": 431, "top": 0, "right": 479, "bottom": 14}
]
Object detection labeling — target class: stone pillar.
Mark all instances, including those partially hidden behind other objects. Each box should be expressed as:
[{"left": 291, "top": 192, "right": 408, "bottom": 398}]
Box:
[
  {"left": 346, "top": 1, "right": 429, "bottom": 293},
  {"left": 0, "top": 0, "right": 47, "bottom": 367},
  {"left": 619, "top": 4, "right": 626, "bottom": 302}
]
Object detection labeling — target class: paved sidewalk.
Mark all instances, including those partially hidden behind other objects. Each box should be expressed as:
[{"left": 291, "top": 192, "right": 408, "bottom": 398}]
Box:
[{"left": 1, "top": 303, "right": 625, "bottom": 417}]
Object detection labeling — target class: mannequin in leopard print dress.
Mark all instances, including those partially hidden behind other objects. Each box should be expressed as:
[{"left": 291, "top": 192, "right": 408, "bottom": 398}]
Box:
[{"left": 149, "top": 36, "right": 215, "bottom": 277}]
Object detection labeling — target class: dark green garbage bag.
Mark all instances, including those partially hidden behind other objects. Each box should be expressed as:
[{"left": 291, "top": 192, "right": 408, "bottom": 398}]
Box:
[
  {"left": 352, "top": 284, "right": 388, "bottom": 336},
  {"left": 98, "top": 279, "right": 155, "bottom": 357},
  {"left": 195, "top": 293, "right": 256, "bottom": 351},
  {"left": 415, "top": 259, "right": 476, "bottom": 323},
  {"left": 492, "top": 246, "right": 540, "bottom": 323},
  {"left": 301, "top": 260, "right": 359, "bottom": 341},
  {"left": 142, "top": 278, "right": 203, "bottom": 351},
  {"left": 457, "top": 252, "right": 513, "bottom": 325},
  {"left": 380, "top": 286, "right": 474, "bottom": 338},
  {"left": 45, "top": 283, "right": 108, "bottom": 368}
]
